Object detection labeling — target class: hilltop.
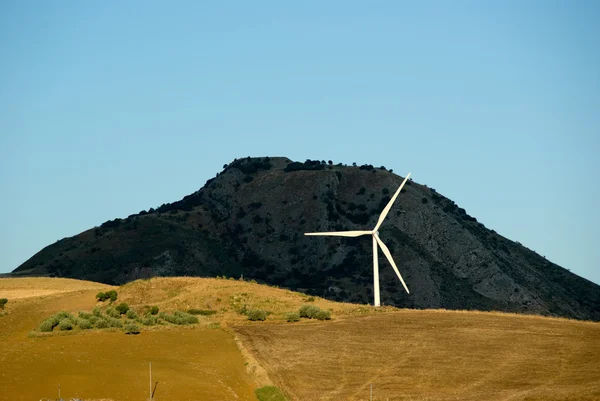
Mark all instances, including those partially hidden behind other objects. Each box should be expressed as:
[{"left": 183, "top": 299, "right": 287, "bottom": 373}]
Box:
[{"left": 12, "top": 157, "right": 600, "bottom": 321}]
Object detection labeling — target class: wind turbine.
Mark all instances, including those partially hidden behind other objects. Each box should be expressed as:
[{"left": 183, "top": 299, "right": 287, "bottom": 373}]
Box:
[{"left": 305, "top": 173, "right": 412, "bottom": 307}]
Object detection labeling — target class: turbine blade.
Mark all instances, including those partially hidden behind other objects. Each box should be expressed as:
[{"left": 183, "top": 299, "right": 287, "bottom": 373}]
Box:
[
  {"left": 373, "top": 173, "right": 411, "bottom": 232},
  {"left": 304, "top": 230, "right": 372, "bottom": 237},
  {"left": 374, "top": 234, "right": 410, "bottom": 294}
]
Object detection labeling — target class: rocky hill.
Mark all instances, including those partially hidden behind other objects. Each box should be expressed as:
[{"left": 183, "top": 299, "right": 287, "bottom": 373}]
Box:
[{"left": 12, "top": 157, "right": 600, "bottom": 321}]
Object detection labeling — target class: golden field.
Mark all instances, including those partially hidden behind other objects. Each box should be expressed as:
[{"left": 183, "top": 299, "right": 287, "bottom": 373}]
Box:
[{"left": 1, "top": 277, "right": 599, "bottom": 401}]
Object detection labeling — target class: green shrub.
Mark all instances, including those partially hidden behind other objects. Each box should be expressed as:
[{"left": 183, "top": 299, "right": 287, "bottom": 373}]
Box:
[
  {"left": 187, "top": 309, "right": 217, "bottom": 316},
  {"left": 298, "top": 305, "right": 321, "bottom": 319},
  {"left": 141, "top": 316, "right": 158, "bottom": 326},
  {"left": 106, "top": 290, "right": 118, "bottom": 302},
  {"left": 0, "top": 298, "right": 7, "bottom": 309},
  {"left": 96, "top": 292, "right": 107, "bottom": 302},
  {"left": 305, "top": 296, "right": 315, "bottom": 302},
  {"left": 159, "top": 311, "right": 198, "bottom": 325},
  {"left": 150, "top": 306, "right": 159, "bottom": 315},
  {"left": 55, "top": 311, "right": 74, "bottom": 321},
  {"left": 59, "top": 319, "right": 73, "bottom": 331},
  {"left": 207, "top": 322, "right": 221, "bottom": 329},
  {"left": 105, "top": 307, "right": 120, "bottom": 318},
  {"left": 255, "top": 385, "right": 288, "bottom": 401},
  {"left": 39, "top": 319, "right": 56, "bottom": 332},
  {"left": 95, "top": 319, "right": 109, "bottom": 329},
  {"left": 107, "top": 317, "right": 123, "bottom": 328},
  {"left": 247, "top": 309, "right": 268, "bottom": 321},
  {"left": 92, "top": 306, "right": 102, "bottom": 317},
  {"left": 78, "top": 319, "right": 92, "bottom": 330},
  {"left": 285, "top": 312, "right": 300, "bottom": 322},
  {"left": 126, "top": 309, "right": 137, "bottom": 319},
  {"left": 115, "top": 303, "right": 130, "bottom": 315},
  {"left": 78, "top": 311, "right": 93, "bottom": 320},
  {"left": 123, "top": 322, "right": 140, "bottom": 335},
  {"left": 315, "top": 310, "right": 331, "bottom": 320}
]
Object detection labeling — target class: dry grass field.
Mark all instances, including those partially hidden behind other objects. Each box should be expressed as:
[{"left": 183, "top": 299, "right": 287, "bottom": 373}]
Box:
[
  {"left": 0, "top": 277, "right": 110, "bottom": 299},
  {"left": 0, "top": 278, "right": 257, "bottom": 401},
  {"left": 235, "top": 311, "right": 600, "bottom": 401},
  {"left": 1, "top": 277, "right": 599, "bottom": 401}
]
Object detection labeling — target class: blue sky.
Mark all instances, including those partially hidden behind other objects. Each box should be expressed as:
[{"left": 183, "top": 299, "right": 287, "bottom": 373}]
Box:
[{"left": 1, "top": 1, "right": 598, "bottom": 284}]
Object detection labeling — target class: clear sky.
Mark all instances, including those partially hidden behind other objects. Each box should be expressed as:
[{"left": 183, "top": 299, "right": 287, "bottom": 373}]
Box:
[{"left": 1, "top": 1, "right": 598, "bottom": 284}]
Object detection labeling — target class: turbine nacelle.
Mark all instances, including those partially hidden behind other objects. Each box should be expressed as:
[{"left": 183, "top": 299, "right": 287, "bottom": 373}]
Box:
[{"left": 304, "top": 173, "right": 412, "bottom": 306}]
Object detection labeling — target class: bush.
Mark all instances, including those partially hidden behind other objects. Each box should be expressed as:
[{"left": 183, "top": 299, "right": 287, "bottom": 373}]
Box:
[
  {"left": 78, "top": 319, "right": 92, "bottom": 330},
  {"left": 315, "top": 310, "right": 331, "bottom": 320},
  {"left": 115, "top": 303, "right": 130, "bottom": 315},
  {"left": 55, "top": 311, "right": 74, "bottom": 321},
  {"left": 159, "top": 311, "right": 198, "bottom": 325},
  {"left": 39, "top": 319, "right": 56, "bottom": 332},
  {"left": 298, "top": 305, "right": 321, "bottom": 319},
  {"left": 141, "top": 316, "right": 158, "bottom": 326},
  {"left": 95, "top": 319, "right": 109, "bottom": 329},
  {"left": 97, "top": 290, "right": 118, "bottom": 302},
  {"left": 150, "top": 306, "right": 159, "bottom": 315},
  {"left": 255, "top": 386, "right": 287, "bottom": 401},
  {"left": 78, "top": 311, "right": 93, "bottom": 320},
  {"left": 107, "top": 317, "right": 123, "bottom": 328},
  {"left": 0, "top": 298, "right": 7, "bottom": 309},
  {"left": 126, "top": 309, "right": 137, "bottom": 319},
  {"left": 79, "top": 312, "right": 98, "bottom": 324},
  {"left": 305, "top": 296, "right": 315, "bottom": 302},
  {"left": 59, "top": 319, "right": 73, "bottom": 331},
  {"left": 247, "top": 309, "right": 268, "bottom": 321},
  {"left": 285, "top": 312, "right": 300, "bottom": 322},
  {"left": 92, "top": 306, "right": 102, "bottom": 317},
  {"left": 105, "top": 307, "right": 120, "bottom": 318},
  {"left": 188, "top": 309, "right": 217, "bottom": 316},
  {"left": 123, "top": 322, "right": 140, "bottom": 335},
  {"left": 107, "top": 290, "right": 118, "bottom": 302}
]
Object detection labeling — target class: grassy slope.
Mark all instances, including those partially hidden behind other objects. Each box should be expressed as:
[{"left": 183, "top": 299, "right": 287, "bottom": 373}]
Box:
[
  {"left": 235, "top": 311, "right": 600, "bottom": 401},
  {"left": 0, "top": 278, "right": 257, "bottom": 401},
  {"left": 1, "top": 277, "right": 599, "bottom": 401}
]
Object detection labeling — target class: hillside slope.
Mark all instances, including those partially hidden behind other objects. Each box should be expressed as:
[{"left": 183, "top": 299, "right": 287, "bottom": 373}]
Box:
[
  {"left": 2, "top": 277, "right": 598, "bottom": 401},
  {"left": 13, "top": 157, "right": 600, "bottom": 321}
]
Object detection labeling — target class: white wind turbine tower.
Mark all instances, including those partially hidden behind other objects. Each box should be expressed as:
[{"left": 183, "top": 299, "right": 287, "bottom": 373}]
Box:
[{"left": 305, "top": 173, "right": 412, "bottom": 307}]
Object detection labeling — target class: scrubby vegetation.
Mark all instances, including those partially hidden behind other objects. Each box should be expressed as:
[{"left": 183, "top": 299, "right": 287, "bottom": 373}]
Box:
[
  {"left": 255, "top": 385, "right": 288, "bottom": 401},
  {"left": 95, "top": 290, "right": 117, "bottom": 302},
  {"left": 115, "top": 303, "right": 130, "bottom": 315},
  {"left": 105, "top": 307, "right": 121, "bottom": 318},
  {"left": 285, "top": 312, "right": 300, "bottom": 322},
  {"left": 78, "top": 319, "right": 93, "bottom": 330},
  {"left": 298, "top": 305, "right": 331, "bottom": 320},
  {"left": 314, "top": 310, "right": 331, "bottom": 320},
  {"left": 141, "top": 315, "right": 159, "bottom": 326},
  {"left": 247, "top": 309, "right": 268, "bottom": 321},
  {"left": 36, "top": 302, "right": 206, "bottom": 334},
  {"left": 159, "top": 311, "right": 199, "bottom": 325},
  {"left": 124, "top": 322, "right": 140, "bottom": 334},
  {"left": 0, "top": 298, "right": 7, "bottom": 310},
  {"left": 299, "top": 305, "right": 321, "bottom": 319},
  {"left": 59, "top": 318, "right": 73, "bottom": 331}
]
